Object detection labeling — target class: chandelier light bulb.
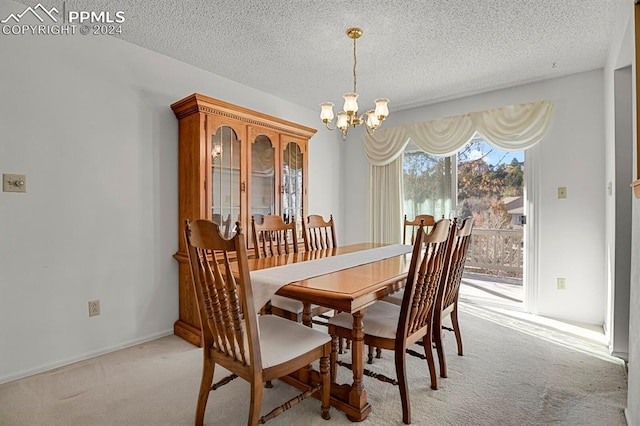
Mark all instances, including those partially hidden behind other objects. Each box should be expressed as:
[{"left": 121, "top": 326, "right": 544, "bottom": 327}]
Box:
[
  {"left": 336, "top": 112, "right": 349, "bottom": 130},
  {"left": 320, "top": 102, "right": 335, "bottom": 122},
  {"left": 374, "top": 98, "right": 389, "bottom": 120},
  {"left": 366, "top": 110, "right": 380, "bottom": 129},
  {"left": 343, "top": 93, "right": 359, "bottom": 115}
]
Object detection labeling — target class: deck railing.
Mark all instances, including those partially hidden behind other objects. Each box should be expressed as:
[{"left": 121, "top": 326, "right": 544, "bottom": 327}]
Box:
[{"left": 466, "top": 228, "right": 523, "bottom": 277}]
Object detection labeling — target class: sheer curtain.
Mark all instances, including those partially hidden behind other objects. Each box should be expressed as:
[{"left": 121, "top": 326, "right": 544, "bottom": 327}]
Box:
[{"left": 362, "top": 100, "right": 554, "bottom": 243}]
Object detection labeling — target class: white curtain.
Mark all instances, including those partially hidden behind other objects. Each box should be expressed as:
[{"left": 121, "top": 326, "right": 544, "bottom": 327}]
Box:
[
  {"left": 368, "top": 158, "right": 404, "bottom": 243},
  {"left": 362, "top": 100, "right": 554, "bottom": 243},
  {"left": 362, "top": 126, "right": 410, "bottom": 166},
  {"left": 470, "top": 101, "right": 555, "bottom": 151},
  {"left": 409, "top": 114, "right": 476, "bottom": 156}
]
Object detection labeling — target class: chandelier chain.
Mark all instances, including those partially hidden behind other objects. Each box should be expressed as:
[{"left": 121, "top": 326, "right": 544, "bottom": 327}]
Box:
[{"left": 352, "top": 37, "right": 357, "bottom": 94}]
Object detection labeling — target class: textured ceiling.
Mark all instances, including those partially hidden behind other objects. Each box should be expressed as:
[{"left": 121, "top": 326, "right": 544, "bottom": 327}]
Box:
[{"left": 15, "top": 1, "right": 620, "bottom": 112}]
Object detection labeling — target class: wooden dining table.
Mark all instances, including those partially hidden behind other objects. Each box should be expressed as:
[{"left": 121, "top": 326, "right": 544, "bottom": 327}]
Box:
[{"left": 245, "top": 243, "right": 412, "bottom": 422}]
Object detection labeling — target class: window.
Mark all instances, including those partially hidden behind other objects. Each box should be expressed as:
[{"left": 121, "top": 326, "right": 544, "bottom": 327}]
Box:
[
  {"left": 457, "top": 136, "right": 524, "bottom": 229},
  {"left": 402, "top": 135, "right": 524, "bottom": 228},
  {"left": 402, "top": 139, "right": 454, "bottom": 220}
]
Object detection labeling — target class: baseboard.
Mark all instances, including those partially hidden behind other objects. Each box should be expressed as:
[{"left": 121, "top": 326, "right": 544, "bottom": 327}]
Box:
[
  {"left": 611, "top": 350, "right": 629, "bottom": 362},
  {"left": 0, "top": 328, "right": 174, "bottom": 384}
]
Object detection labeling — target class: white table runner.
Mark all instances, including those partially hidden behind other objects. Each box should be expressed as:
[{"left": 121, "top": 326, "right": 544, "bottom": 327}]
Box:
[{"left": 250, "top": 244, "right": 412, "bottom": 312}]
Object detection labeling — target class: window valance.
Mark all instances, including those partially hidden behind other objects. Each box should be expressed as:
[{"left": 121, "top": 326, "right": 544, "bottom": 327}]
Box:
[{"left": 363, "top": 100, "right": 554, "bottom": 165}]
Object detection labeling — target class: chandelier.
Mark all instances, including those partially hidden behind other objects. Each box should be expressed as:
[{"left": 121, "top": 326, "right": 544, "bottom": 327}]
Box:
[{"left": 319, "top": 27, "right": 389, "bottom": 139}]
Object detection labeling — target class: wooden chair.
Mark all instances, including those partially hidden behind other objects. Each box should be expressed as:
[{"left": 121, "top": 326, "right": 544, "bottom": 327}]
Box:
[
  {"left": 302, "top": 214, "right": 337, "bottom": 250},
  {"left": 212, "top": 213, "right": 233, "bottom": 239},
  {"left": 251, "top": 215, "right": 326, "bottom": 324},
  {"left": 403, "top": 214, "right": 436, "bottom": 245},
  {"left": 302, "top": 214, "right": 344, "bottom": 347},
  {"left": 327, "top": 219, "right": 451, "bottom": 424},
  {"left": 185, "top": 219, "right": 331, "bottom": 426},
  {"left": 382, "top": 214, "right": 437, "bottom": 308},
  {"left": 433, "top": 217, "right": 474, "bottom": 380},
  {"left": 251, "top": 214, "right": 299, "bottom": 258}
]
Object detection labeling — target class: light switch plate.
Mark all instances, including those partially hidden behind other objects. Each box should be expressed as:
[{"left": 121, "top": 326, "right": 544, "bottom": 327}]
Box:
[{"left": 3, "top": 174, "right": 27, "bottom": 193}]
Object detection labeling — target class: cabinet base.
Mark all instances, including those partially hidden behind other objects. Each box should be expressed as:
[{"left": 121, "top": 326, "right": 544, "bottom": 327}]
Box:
[{"left": 174, "top": 320, "right": 202, "bottom": 347}]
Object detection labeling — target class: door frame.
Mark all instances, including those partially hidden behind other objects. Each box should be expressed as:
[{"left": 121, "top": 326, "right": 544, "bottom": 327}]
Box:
[
  {"left": 524, "top": 144, "right": 540, "bottom": 314},
  {"left": 451, "top": 141, "right": 536, "bottom": 312}
]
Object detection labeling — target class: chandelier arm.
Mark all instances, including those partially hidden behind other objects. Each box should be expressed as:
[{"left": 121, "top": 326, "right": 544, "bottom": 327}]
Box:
[
  {"left": 324, "top": 121, "right": 337, "bottom": 131},
  {"left": 364, "top": 122, "right": 375, "bottom": 136}
]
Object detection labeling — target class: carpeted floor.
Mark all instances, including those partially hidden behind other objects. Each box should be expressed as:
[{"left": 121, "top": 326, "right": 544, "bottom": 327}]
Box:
[{"left": 0, "top": 304, "right": 628, "bottom": 425}]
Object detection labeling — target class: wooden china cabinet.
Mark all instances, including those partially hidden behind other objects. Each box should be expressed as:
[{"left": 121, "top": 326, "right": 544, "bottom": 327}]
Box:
[{"left": 171, "top": 93, "right": 317, "bottom": 346}]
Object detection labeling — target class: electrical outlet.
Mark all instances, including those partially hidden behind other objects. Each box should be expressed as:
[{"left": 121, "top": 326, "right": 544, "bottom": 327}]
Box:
[
  {"left": 557, "top": 278, "right": 566, "bottom": 290},
  {"left": 88, "top": 300, "right": 100, "bottom": 317},
  {"left": 557, "top": 187, "right": 567, "bottom": 199}
]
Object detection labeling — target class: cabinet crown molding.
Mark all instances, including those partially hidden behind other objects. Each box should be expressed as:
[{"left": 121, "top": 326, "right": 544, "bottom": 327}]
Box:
[{"left": 171, "top": 93, "right": 317, "bottom": 139}]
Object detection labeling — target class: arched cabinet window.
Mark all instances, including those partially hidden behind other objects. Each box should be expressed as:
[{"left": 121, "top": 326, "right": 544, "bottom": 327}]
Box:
[
  {"left": 211, "top": 125, "right": 241, "bottom": 239},
  {"left": 281, "top": 139, "right": 307, "bottom": 238},
  {"left": 248, "top": 127, "right": 277, "bottom": 245}
]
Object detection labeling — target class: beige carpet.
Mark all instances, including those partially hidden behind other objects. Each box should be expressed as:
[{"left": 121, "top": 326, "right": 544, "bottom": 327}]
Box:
[{"left": 0, "top": 304, "right": 628, "bottom": 425}]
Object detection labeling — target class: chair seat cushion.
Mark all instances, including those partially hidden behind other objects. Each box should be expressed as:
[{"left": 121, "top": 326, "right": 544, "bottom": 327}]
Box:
[
  {"left": 271, "top": 295, "right": 322, "bottom": 314},
  {"left": 328, "top": 301, "right": 400, "bottom": 339},
  {"left": 383, "top": 289, "right": 404, "bottom": 306},
  {"left": 258, "top": 315, "right": 331, "bottom": 368}
]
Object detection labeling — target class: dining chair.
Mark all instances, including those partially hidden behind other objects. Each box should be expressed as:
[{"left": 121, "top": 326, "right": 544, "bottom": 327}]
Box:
[
  {"left": 383, "top": 214, "right": 437, "bottom": 308},
  {"left": 302, "top": 214, "right": 346, "bottom": 349},
  {"left": 367, "top": 214, "right": 436, "bottom": 364},
  {"left": 251, "top": 214, "right": 299, "bottom": 258},
  {"left": 403, "top": 214, "right": 436, "bottom": 245},
  {"left": 251, "top": 215, "right": 327, "bottom": 324},
  {"left": 381, "top": 215, "right": 437, "bottom": 311},
  {"left": 302, "top": 214, "right": 337, "bottom": 251},
  {"left": 327, "top": 219, "right": 451, "bottom": 424},
  {"left": 212, "top": 213, "right": 233, "bottom": 239},
  {"left": 433, "top": 217, "right": 474, "bottom": 380},
  {"left": 185, "top": 219, "right": 331, "bottom": 426}
]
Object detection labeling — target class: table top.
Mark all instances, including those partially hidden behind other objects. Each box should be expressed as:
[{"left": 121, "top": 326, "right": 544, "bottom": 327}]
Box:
[{"left": 246, "top": 243, "right": 411, "bottom": 313}]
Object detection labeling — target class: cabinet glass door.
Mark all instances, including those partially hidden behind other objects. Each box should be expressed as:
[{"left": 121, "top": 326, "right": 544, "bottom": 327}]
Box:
[
  {"left": 282, "top": 141, "right": 304, "bottom": 235},
  {"left": 211, "top": 126, "right": 241, "bottom": 238},
  {"left": 251, "top": 135, "right": 276, "bottom": 224}
]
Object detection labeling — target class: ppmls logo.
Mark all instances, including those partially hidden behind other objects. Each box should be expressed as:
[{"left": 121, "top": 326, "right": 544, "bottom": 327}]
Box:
[
  {"left": 2, "top": 3, "right": 125, "bottom": 36},
  {"left": 1, "top": 3, "right": 59, "bottom": 24}
]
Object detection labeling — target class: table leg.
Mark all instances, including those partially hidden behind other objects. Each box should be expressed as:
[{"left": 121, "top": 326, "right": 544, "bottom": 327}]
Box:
[
  {"left": 281, "top": 307, "right": 371, "bottom": 422},
  {"left": 302, "top": 302, "right": 312, "bottom": 327},
  {"left": 348, "top": 309, "right": 368, "bottom": 418}
]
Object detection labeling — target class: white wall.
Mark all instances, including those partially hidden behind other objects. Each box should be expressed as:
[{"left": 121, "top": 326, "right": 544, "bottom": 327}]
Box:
[
  {"left": 0, "top": 0, "right": 340, "bottom": 383},
  {"left": 343, "top": 70, "right": 607, "bottom": 325}
]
